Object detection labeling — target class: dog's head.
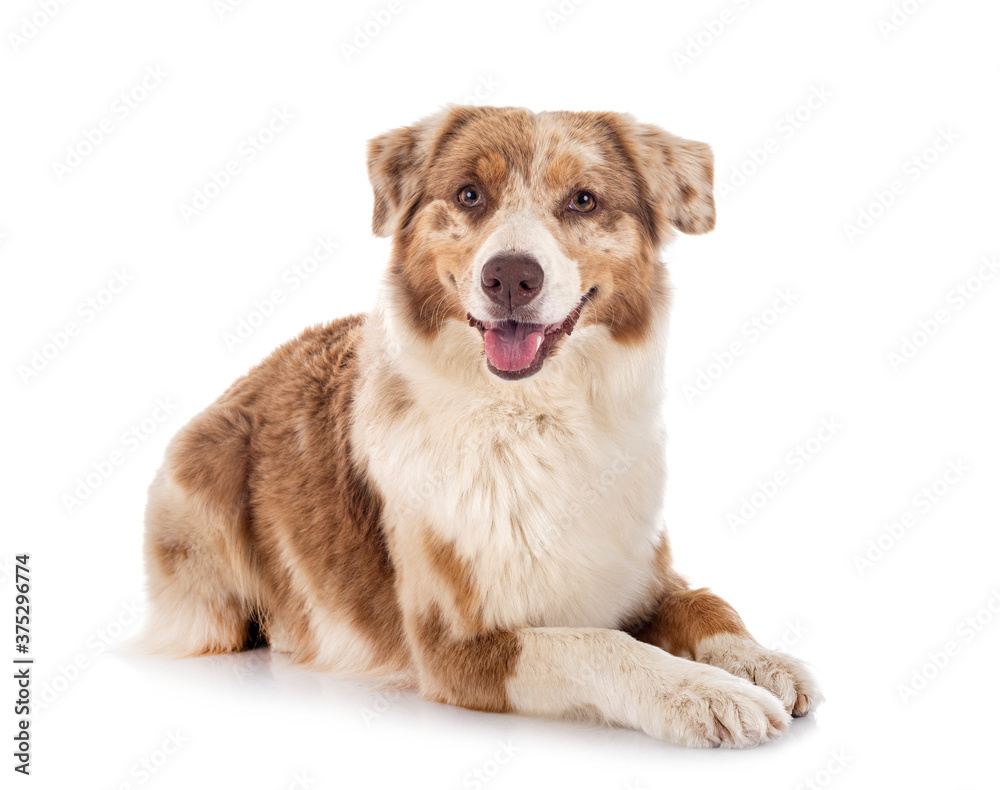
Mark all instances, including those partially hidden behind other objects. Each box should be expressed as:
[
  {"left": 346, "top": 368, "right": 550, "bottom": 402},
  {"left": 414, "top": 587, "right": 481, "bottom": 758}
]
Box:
[{"left": 368, "top": 106, "right": 715, "bottom": 381}]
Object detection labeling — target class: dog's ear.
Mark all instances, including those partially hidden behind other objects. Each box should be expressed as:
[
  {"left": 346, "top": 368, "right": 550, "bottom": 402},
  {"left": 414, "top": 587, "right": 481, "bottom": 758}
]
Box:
[
  {"left": 621, "top": 120, "right": 716, "bottom": 238},
  {"left": 366, "top": 107, "right": 458, "bottom": 238}
]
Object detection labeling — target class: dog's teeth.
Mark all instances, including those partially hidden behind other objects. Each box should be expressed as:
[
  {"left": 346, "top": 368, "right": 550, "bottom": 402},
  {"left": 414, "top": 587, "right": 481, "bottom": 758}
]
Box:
[{"left": 535, "top": 335, "right": 543, "bottom": 352}]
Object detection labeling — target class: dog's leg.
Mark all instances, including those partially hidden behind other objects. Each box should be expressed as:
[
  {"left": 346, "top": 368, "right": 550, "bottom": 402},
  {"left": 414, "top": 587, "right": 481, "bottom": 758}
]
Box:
[
  {"left": 634, "top": 587, "right": 823, "bottom": 717},
  {"left": 409, "top": 616, "right": 790, "bottom": 748},
  {"left": 392, "top": 528, "right": 789, "bottom": 747},
  {"left": 139, "top": 407, "right": 265, "bottom": 657}
]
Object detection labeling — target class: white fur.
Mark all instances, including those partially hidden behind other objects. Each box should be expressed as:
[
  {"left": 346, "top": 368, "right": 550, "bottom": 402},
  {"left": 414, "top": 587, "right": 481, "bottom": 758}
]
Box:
[
  {"left": 464, "top": 209, "right": 585, "bottom": 325},
  {"left": 508, "top": 628, "right": 790, "bottom": 748},
  {"left": 694, "top": 633, "right": 824, "bottom": 716},
  {"left": 133, "top": 468, "right": 259, "bottom": 658},
  {"left": 354, "top": 284, "right": 670, "bottom": 633}
]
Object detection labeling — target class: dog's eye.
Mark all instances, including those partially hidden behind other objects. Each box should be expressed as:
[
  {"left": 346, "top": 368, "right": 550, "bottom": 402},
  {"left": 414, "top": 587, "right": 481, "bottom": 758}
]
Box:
[
  {"left": 569, "top": 190, "right": 596, "bottom": 212},
  {"left": 457, "top": 186, "right": 482, "bottom": 207}
]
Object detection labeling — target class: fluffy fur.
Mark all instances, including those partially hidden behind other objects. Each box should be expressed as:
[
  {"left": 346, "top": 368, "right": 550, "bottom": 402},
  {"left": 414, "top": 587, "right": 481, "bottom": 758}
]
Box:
[{"left": 141, "top": 105, "right": 821, "bottom": 747}]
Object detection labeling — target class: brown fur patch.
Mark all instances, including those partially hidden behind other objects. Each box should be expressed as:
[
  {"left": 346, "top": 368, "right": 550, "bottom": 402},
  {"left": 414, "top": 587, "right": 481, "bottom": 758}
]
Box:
[
  {"left": 150, "top": 536, "right": 189, "bottom": 576},
  {"left": 635, "top": 588, "right": 752, "bottom": 658},
  {"left": 544, "top": 151, "right": 584, "bottom": 191},
  {"left": 476, "top": 151, "right": 508, "bottom": 190},
  {"left": 420, "top": 529, "right": 480, "bottom": 627},
  {"left": 146, "top": 316, "right": 409, "bottom": 672},
  {"left": 629, "top": 533, "right": 750, "bottom": 655},
  {"left": 247, "top": 317, "right": 407, "bottom": 670},
  {"left": 170, "top": 406, "right": 253, "bottom": 520},
  {"left": 388, "top": 247, "right": 468, "bottom": 340},
  {"left": 372, "top": 371, "right": 414, "bottom": 422},
  {"left": 653, "top": 531, "right": 688, "bottom": 594},
  {"left": 410, "top": 606, "right": 521, "bottom": 712},
  {"left": 428, "top": 203, "right": 452, "bottom": 233}
]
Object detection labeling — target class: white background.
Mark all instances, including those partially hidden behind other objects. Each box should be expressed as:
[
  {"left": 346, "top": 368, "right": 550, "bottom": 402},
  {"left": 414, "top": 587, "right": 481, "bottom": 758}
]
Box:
[{"left": 3, "top": 0, "right": 999, "bottom": 788}]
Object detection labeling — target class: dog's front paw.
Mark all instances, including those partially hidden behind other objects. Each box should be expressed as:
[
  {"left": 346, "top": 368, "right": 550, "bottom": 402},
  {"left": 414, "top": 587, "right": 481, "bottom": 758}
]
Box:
[
  {"left": 641, "top": 661, "right": 791, "bottom": 748},
  {"left": 695, "top": 634, "right": 823, "bottom": 717}
]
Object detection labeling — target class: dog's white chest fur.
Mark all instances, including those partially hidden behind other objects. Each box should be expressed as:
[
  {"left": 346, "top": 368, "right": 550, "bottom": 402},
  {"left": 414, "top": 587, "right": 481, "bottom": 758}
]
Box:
[{"left": 355, "top": 309, "right": 669, "bottom": 631}]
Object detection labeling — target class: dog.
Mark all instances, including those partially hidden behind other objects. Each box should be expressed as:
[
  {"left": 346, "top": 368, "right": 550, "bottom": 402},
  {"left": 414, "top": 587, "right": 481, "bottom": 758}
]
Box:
[{"left": 141, "top": 105, "right": 821, "bottom": 747}]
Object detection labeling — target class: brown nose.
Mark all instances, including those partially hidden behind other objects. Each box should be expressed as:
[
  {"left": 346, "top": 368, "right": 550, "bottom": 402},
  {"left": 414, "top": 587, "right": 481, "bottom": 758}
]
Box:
[{"left": 480, "top": 253, "right": 544, "bottom": 310}]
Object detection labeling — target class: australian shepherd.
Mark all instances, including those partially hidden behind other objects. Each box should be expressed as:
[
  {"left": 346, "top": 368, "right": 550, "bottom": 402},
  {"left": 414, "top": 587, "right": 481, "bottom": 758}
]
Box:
[{"left": 141, "top": 105, "right": 821, "bottom": 747}]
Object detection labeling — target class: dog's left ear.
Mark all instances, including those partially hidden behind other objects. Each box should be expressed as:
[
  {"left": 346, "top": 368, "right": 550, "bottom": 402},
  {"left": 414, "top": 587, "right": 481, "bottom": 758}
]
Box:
[
  {"left": 366, "top": 107, "right": 458, "bottom": 238},
  {"left": 620, "top": 120, "right": 716, "bottom": 238}
]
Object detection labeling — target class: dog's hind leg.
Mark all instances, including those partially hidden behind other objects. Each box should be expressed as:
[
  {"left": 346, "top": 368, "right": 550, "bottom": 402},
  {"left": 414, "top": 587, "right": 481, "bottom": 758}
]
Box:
[{"left": 137, "top": 407, "right": 265, "bottom": 657}]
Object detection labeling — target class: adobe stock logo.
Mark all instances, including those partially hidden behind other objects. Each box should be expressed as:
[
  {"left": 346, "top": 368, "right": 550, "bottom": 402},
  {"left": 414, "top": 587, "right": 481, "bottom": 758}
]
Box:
[
  {"left": 18, "top": 268, "right": 134, "bottom": 385},
  {"left": 222, "top": 235, "right": 340, "bottom": 351},
  {"left": 877, "top": 0, "right": 931, "bottom": 40},
  {"left": 683, "top": 288, "right": 797, "bottom": 403},
  {"left": 546, "top": 0, "right": 590, "bottom": 30},
  {"left": 897, "top": 589, "right": 1000, "bottom": 705},
  {"left": 727, "top": 417, "right": 842, "bottom": 532},
  {"left": 462, "top": 741, "right": 518, "bottom": 789},
  {"left": 340, "top": 1, "right": 404, "bottom": 63},
  {"left": 35, "top": 599, "right": 146, "bottom": 712},
  {"left": 671, "top": 0, "right": 756, "bottom": 72},
  {"left": 61, "top": 397, "right": 180, "bottom": 513},
  {"left": 886, "top": 255, "right": 998, "bottom": 372},
  {"left": 842, "top": 127, "right": 959, "bottom": 243},
  {"left": 793, "top": 749, "right": 853, "bottom": 790},
  {"left": 108, "top": 731, "right": 189, "bottom": 790},
  {"left": 851, "top": 460, "right": 968, "bottom": 575},
  {"left": 7, "top": 0, "right": 72, "bottom": 54},
  {"left": 177, "top": 107, "right": 295, "bottom": 223},
  {"left": 213, "top": 0, "right": 248, "bottom": 21},
  {"left": 717, "top": 86, "right": 833, "bottom": 202},
  {"left": 51, "top": 66, "right": 168, "bottom": 181}
]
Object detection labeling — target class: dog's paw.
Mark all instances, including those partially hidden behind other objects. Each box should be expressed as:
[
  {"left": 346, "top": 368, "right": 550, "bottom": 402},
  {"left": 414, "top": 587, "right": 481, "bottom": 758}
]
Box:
[
  {"left": 641, "top": 661, "right": 791, "bottom": 748},
  {"left": 694, "top": 634, "right": 823, "bottom": 717}
]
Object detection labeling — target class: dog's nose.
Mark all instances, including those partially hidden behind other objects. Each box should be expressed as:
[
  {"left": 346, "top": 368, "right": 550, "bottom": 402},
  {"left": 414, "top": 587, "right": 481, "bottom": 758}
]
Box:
[{"left": 481, "top": 253, "right": 544, "bottom": 310}]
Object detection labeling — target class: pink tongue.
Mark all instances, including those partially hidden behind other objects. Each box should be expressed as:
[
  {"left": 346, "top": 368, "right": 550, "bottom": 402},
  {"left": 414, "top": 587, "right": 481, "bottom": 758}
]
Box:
[{"left": 483, "top": 321, "right": 544, "bottom": 371}]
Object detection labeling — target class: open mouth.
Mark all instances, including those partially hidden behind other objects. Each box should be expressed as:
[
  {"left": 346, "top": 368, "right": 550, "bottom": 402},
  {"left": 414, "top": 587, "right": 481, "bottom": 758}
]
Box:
[{"left": 467, "top": 289, "right": 595, "bottom": 380}]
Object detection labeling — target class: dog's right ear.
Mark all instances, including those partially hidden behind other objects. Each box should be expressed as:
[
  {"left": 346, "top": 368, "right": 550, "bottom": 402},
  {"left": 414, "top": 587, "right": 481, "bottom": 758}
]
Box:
[{"left": 367, "top": 107, "right": 458, "bottom": 238}]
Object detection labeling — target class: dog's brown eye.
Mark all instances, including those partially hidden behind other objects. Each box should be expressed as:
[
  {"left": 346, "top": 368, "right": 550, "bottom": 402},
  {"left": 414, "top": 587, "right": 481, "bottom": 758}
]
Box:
[
  {"left": 569, "top": 190, "right": 596, "bottom": 212},
  {"left": 457, "top": 186, "right": 482, "bottom": 207}
]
